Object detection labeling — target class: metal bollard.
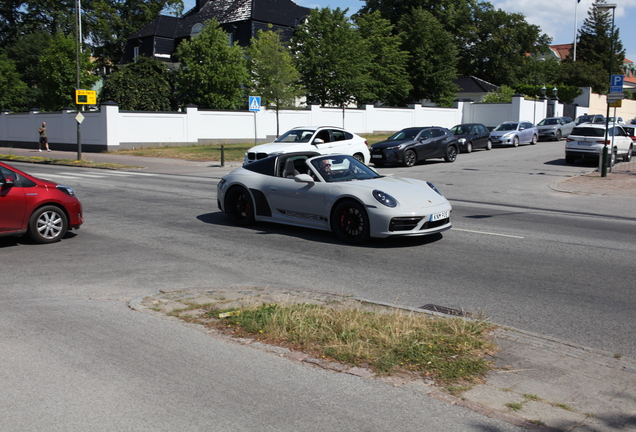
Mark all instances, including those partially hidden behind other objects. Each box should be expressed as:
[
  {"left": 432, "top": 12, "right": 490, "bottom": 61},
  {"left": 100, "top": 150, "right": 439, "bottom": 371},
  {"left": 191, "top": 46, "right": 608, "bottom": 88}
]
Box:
[{"left": 221, "top": 145, "right": 225, "bottom": 167}]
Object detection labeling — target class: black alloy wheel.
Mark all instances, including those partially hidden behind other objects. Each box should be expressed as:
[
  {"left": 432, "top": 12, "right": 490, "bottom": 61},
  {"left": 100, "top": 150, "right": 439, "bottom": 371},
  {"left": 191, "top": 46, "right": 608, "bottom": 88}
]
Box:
[
  {"left": 403, "top": 149, "right": 416, "bottom": 167},
  {"left": 444, "top": 145, "right": 458, "bottom": 162},
  {"left": 331, "top": 200, "right": 370, "bottom": 244},
  {"left": 225, "top": 186, "right": 255, "bottom": 226}
]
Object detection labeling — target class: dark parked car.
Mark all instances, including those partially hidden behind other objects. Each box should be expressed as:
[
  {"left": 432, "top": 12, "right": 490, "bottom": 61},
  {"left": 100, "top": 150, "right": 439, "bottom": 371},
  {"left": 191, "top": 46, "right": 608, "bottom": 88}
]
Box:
[
  {"left": 449, "top": 123, "right": 492, "bottom": 153},
  {"left": 575, "top": 114, "right": 605, "bottom": 125},
  {"left": 536, "top": 117, "right": 575, "bottom": 141},
  {"left": 0, "top": 161, "right": 83, "bottom": 243},
  {"left": 370, "top": 127, "right": 460, "bottom": 167}
]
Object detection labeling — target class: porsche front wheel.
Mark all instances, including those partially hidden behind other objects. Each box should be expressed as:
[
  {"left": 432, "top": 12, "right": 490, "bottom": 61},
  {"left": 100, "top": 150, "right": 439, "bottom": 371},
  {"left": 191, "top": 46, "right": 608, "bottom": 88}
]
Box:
[
  {"left": 331, "top": 200, "right": 370, "bottom": 244},
  {"left": 225, "top": 186, "right": 255, "bottom": 226}
]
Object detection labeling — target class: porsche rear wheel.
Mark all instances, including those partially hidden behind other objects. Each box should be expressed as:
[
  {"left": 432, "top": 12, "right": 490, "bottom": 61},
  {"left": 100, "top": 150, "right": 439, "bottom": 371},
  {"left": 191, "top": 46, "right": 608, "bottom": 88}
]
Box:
[
  {"left": 331, "top": 200, "right": 370, "bottom": 244},
  {"left": 225, "top": 186, "right": 255, "bottom": 226}
]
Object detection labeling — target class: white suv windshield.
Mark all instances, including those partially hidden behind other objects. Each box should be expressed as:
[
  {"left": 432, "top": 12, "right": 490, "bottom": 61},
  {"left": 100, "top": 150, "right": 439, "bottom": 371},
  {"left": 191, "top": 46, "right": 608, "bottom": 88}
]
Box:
[{"left": 275, "top": 130, "right": 315, "bottom": 143}]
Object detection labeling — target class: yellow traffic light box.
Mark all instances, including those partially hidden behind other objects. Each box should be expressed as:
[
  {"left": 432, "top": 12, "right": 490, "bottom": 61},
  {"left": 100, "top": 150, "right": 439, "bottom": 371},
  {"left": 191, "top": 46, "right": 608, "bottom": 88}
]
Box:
[{"left": 75, "top": 89, "right": 97, "bottom": 105}]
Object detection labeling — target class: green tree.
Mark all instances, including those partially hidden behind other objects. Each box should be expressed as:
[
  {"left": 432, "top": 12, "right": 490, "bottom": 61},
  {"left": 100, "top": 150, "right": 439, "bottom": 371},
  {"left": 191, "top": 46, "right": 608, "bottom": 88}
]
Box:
[
  {"left": 83, "top": 0, "right": 183, "bottom": 71},
  {"left": 360, "top": 0, "right": 478, "bottom": 43},
  {"left": 398, "top": 8, "right": 458, "bottom": 106},
  {"left": 481, "top": 85, "right": 516, "bottom": 103},
  {"left": 460, "top": 4, "right": 551, "bottom": 86},
  {"left": 3, "top": 32, "right": 52, "bottom": 110},
  {"left": 100, "top": 56, "right": 173, "bottom": 111},
  {"left": 292, "top": 8, "right": 371, "bottom": 110},
  {"left": 570, "top": 0, "right": 624, "bottom": 90},
  {"left": 353, "top": 11, "right": 411, "bottom": 106},
  {"left": 556, "top": 60, "right": 608, "bottom": 94},
  {"left": 247, "top": 27, "right": 302, "bottom": 136},
  {"left": 0, "top": 52, "right": 27, "bottom": 111},
  {"left": 174, "top": 19, "right": 248, "bottom": 110},
  {"left": 36, "top": 33, "right": 98, "bottom": 111}
]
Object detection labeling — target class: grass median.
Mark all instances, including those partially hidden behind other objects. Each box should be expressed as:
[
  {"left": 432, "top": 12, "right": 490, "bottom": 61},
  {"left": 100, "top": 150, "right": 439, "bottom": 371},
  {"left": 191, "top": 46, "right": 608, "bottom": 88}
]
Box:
[
  {"left": 0, "top": 153, "right": 141, "bottom": 169},
  {"left": 165, "top": 299, "right": 496, "bottom": 385}
]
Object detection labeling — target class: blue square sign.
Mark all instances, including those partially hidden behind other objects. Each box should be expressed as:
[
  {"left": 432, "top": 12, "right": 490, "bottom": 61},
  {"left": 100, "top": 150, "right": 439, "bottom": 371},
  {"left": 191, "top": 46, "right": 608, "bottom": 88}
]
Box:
[
  {"left": 610, "top": 75, "right": 624, "bottom": 93},
  {"left": 249, "top": 96, "right": 261, "bottom": 112}
]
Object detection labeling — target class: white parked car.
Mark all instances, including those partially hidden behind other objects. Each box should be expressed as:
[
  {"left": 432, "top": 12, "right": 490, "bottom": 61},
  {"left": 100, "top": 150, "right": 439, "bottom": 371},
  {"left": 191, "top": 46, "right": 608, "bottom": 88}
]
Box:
[
  {"left": 218, "top": 152, "right": 452, "bottom": 244},
  {"left": 565, "top": 123, "right": 633, "bottom": 165},
  {"left": 608, "top": 116, "right": 626, "bottom": 126},
  {"left": 243, "top": 126, "right": 370, "bottom": 165},
  {"left": 489, "top": 121, "right": 538, "bottom": 147}
]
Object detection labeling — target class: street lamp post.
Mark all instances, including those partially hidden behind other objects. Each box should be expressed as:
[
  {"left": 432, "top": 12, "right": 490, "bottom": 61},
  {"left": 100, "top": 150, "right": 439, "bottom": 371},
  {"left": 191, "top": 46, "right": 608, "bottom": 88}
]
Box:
[{"left": 597, "top": 2, "right": 617, "bottom": 177}]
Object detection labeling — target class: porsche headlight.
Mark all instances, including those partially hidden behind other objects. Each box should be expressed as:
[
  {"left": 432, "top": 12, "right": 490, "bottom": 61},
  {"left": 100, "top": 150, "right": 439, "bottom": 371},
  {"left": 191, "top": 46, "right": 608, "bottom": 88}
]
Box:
[
  {"left": 218, "top": 178, "right": 227, "bottom": 190},
  {"left": 373, "top": 190, "right": 397, "bottom": 207},
  {"left": 426, "top": 182, "right": 443, "bottom": 196}
]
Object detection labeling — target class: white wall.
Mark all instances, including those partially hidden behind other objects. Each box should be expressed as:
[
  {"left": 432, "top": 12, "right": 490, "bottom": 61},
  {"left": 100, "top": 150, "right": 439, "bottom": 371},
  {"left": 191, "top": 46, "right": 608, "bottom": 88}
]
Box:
[{"left": 0, "top": 98, "right": 563, "bottom": 152}]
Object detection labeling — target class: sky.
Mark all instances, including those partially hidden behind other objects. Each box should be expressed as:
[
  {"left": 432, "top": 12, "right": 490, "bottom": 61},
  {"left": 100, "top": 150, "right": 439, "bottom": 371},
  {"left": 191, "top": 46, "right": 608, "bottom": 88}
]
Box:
[{"left": 183, "top": 0, "right": 636, "bottom": 61}]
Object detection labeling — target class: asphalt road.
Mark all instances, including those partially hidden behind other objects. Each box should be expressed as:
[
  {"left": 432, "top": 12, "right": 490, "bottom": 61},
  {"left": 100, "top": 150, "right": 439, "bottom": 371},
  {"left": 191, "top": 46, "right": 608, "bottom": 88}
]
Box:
[{"left": 2, "top": 141, "right": 634, "bottom": 430}]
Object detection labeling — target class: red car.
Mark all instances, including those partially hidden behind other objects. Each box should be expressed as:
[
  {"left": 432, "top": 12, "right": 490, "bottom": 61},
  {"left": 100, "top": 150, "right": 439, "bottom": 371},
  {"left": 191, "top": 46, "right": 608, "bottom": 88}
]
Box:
[{"left": 0, "top": 161, "right": 83, "bottom": 243}]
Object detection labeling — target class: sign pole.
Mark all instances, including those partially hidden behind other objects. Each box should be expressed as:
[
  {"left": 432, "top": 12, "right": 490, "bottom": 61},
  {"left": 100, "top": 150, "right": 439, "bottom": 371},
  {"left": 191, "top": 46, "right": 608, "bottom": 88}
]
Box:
[{"left": 249, "top": 96, "right": 261, "bottom": 149}]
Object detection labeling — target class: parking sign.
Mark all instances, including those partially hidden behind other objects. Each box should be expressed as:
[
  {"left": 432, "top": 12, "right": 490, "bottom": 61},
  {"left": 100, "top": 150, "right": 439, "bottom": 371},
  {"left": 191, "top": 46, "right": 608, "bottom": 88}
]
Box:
[{"left": 610, "top": 75, "right": 624, "bottom": 93}]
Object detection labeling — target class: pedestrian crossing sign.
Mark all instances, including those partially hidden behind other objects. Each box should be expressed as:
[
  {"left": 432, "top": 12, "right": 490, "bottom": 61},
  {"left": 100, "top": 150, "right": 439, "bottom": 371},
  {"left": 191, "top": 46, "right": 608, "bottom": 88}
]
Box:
[{"left": 249, "top": 96, "right": 261, "bottom": 112}]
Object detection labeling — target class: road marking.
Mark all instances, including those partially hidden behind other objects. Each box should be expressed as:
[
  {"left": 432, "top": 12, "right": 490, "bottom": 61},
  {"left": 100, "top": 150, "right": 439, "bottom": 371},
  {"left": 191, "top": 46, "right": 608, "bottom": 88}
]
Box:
[{"left": 453, "top": 228, "right": 525, "bottom": 239}]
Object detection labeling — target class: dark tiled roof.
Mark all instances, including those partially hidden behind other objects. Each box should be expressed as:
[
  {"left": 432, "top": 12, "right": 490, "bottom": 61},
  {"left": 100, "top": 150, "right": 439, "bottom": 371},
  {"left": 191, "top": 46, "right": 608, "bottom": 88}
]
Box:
[
  {"left": 453, "top": 76, "right": 499, "bottom": 93},
  {"left": 129, "top": 15, "right": 180, "bottom": 39},
  {"left": 132, "top": 0, "right": 310, "bottom": 40}
]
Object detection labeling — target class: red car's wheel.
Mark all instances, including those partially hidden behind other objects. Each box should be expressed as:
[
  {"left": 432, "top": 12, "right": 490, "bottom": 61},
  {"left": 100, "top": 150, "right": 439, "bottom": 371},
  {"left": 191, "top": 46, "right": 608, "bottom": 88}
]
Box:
[{"left": 28, "top": 205, "right": 68, "bottom": 243}]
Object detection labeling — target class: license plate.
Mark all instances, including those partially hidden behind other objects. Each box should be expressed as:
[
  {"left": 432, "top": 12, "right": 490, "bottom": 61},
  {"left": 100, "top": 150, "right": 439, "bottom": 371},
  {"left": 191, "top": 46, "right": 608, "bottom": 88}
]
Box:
[
  {"left": 577, "top": 141, "right": 592, "bottom": 146},
  {"left": 371, "top": 154, "right": 383, "bottom": 159},
  {"left": 430, "top": 210, "right": 449, "bottom": 222}
]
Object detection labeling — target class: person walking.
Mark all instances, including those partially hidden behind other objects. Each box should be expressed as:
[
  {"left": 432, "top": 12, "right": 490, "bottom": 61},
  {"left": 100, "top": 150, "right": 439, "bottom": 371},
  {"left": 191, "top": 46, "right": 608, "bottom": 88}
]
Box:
[{"left": 38, "top": 122, "right": 50, "bottom": 152}]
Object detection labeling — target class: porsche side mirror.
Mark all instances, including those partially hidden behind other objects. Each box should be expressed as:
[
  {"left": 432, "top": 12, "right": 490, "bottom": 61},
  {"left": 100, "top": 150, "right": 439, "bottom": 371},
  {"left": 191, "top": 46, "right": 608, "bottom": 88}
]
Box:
[{"left": 294, "top": 174, "right": 315, "bottom": 184}]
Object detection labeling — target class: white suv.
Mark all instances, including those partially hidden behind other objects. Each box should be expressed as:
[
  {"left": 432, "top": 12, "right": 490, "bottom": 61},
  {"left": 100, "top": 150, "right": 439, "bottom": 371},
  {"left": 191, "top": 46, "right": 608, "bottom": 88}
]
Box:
[
  {"left": 244, "top": 126, "right": 370, "bottom": 165},
  {"left": 565, "top": 123, "right": 633, "bottom": 165}
]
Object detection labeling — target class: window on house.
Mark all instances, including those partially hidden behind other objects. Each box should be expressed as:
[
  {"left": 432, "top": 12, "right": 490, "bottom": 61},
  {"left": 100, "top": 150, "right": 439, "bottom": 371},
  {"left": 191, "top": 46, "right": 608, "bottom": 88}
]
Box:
[
  {"left": 133, "top": 46, "right": 140, "bottom": 61},
  {"left": 191, "top": 23, "right": 204, "bottom": 38}
]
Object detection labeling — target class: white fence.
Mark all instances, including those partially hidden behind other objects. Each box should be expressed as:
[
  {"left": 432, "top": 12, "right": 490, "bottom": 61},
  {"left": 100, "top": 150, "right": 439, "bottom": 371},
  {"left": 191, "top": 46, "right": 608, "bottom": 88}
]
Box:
[{"left": 1, "top": 96, "right": 558, "bottom": 152}]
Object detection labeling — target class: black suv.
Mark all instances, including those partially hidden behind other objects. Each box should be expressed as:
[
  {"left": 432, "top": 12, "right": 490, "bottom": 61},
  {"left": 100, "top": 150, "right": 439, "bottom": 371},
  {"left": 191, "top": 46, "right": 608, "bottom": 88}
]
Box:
[{"left": 370, "top": 126, "right": 460, "bottom": 167}]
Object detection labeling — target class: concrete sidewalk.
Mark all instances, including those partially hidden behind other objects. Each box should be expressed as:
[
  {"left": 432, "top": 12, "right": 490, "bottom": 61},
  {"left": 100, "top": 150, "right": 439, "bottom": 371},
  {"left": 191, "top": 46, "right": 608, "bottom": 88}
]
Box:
[{"left": 133, "top": 287, "right": 636, "bottom": 432}]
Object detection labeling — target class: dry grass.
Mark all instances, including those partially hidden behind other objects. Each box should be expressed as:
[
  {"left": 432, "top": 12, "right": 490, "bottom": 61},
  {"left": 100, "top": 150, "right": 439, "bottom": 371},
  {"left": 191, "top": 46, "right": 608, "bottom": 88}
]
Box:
[
  {"left": 0, "top": 153, "right": 140, "bottom": 169},
  {"left": 194, "top": 302, "right": 496, "bottom": 384}
]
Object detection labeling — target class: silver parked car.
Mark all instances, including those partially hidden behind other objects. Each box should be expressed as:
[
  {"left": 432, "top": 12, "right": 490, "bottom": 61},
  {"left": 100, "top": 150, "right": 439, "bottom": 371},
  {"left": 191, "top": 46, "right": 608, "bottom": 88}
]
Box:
[
  {"left": 536, "top": 117, "right": 575, "bottom": 141},
  {"left": 489, "top": 121, "right": 538, "bottom": 147}
]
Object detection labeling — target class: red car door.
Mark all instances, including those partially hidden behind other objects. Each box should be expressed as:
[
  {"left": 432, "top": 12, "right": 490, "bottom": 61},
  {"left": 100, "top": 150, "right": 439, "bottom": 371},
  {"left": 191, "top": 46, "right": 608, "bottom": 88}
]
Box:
[{"left": 0, "top": 167, "right": 27, "bottom": 232}]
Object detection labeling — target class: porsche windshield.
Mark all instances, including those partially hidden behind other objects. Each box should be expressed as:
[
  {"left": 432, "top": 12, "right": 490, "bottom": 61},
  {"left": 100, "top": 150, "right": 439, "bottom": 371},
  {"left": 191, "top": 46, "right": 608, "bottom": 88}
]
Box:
[
  {"left": 274, "top": 129, "right": 315, "bottom": 143},
  {"left": 311, "top": 155, "right": 381, "bottom": 183}
]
